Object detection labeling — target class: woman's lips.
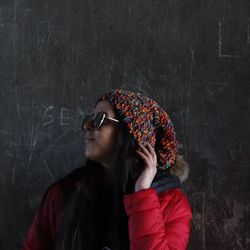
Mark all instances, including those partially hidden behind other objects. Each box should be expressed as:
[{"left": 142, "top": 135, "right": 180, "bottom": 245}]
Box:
[{"left": 85, "top": 138, "right": 95, "bottom": 143}]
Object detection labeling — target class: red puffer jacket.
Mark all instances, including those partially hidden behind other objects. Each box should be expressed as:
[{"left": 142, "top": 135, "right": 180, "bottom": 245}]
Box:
[
  {"left": 124, "top": 188, "right": 192, "bottom": 250},
  {"left": 22, "top": 183, "right": 192, "bottom": 250},
  {"left": 22, "top": 162, "right": 192, "bottom": 250}
]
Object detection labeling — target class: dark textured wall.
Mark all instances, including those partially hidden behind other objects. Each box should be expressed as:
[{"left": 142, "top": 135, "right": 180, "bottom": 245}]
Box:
[{"left": 0, "top": 0, "right": 249, "bottom": 249}]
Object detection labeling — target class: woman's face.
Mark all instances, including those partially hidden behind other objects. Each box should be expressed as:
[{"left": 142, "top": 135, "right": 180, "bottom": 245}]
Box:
[{"left": 83, "top": 100, "right": 120, "bottom": 169}]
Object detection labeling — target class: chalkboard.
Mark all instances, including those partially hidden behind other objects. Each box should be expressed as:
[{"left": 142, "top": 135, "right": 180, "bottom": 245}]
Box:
[{"left": 0, "top": 0, "right": 249, "bottom": 249}]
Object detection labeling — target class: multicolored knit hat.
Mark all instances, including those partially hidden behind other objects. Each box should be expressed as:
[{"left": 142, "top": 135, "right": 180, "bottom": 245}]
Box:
[{"left": 95, "top": 89, "right": 179, "bottom": 171}]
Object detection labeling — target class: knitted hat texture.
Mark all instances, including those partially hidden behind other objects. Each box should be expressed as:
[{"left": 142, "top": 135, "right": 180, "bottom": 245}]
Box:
[{"left": 95, "top": 89, "right": 179, "bottom": 171}]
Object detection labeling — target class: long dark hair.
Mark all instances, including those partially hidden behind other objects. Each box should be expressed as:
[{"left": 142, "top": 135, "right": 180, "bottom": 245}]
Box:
[{"left": 49, "top": 108, "right": 143, "bottom": 250}]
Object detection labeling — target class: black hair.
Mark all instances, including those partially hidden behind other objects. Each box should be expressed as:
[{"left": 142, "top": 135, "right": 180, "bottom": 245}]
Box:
[{"left": 36, "top": 106, "right": 143, "bottom": 250}]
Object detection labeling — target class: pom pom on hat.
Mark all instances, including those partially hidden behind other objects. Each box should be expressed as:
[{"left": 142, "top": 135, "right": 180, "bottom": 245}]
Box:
[{"left": 95, "top": 89, "right": 179, "bottom": 171}]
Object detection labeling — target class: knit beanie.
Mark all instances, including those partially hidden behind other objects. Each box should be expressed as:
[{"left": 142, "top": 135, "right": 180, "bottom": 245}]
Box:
[{"left": 95, "top": 89, "right": 179, "bottom": 171}]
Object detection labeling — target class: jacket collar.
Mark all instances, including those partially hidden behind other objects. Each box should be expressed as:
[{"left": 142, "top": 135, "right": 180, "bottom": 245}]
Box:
[{"left": 150, "top": 171, "right": 181, "bottom": 194}]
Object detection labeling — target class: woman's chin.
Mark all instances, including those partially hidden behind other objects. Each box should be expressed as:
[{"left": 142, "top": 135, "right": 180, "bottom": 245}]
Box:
[{"left": 85, "top": 150, "right": 100, "bottom": 162}]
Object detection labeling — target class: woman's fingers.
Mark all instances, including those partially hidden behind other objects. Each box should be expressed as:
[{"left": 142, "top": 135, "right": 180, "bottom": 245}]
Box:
[
  {"left": 135, "top": 149, "right": 148, "bottom": 161},
  {"left": 138, "top": 143, "right": 151, "bottom": 158},
  {"left": 136, "top": 142, "right": 157, "bottom": 166},
  {"left": 134, "top": 142, "right": 158, "bottom": 191},
  {"left": 145, "top": 143, "right": 157, "bottom": 161},
  {"left": 139, "top": 143, "right": 156, "bottom": 160}
]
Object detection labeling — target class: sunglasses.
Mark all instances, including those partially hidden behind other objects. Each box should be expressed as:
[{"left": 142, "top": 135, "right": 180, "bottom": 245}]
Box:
[{"left": 82, "top": 111, "right": 119, "bottom": 130}]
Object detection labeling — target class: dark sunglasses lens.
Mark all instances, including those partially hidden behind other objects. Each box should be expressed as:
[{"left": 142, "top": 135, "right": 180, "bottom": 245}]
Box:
[
  {"left": 94, "top": 112, "right": 105, "bottom": 128},
  {"left": 82, "top": 114, "right": 93, "bottom": 129},
  {"left": 82, "top": 112, "right": 105, "bottom": 130}
]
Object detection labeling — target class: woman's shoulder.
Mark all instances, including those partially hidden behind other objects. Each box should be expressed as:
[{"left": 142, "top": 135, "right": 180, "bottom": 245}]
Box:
[
  {"left": 44, "top": 163, "right": 106, "bottom": 200},
  {"left": 42, "top": 166, "right": 90, "bottom": 200},
  {"left": 159, "top": 188, "right": 192, "bottom": 220}
]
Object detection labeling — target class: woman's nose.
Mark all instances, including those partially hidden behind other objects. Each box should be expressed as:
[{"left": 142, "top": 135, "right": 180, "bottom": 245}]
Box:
[{"left": 83, "top": 120, "right": 95, "bottom": 131}]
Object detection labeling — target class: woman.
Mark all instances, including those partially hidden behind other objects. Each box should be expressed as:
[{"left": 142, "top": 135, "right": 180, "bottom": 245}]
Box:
[{"left": 22, "top": 89, "right": 192, "bottom": 250}]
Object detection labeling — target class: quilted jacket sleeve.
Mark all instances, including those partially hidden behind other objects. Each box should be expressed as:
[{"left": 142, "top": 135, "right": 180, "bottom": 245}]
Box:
[
  {"left": 22, "top": 182, "right": 62, "bottom": 250},
  {"left": 123, "top": 188, "right": 192, "bottom": 250}
]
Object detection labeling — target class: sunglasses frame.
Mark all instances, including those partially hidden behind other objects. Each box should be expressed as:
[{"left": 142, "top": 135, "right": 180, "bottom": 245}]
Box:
[{"left": 82, "top": 111, "right": 119, "bottom": 130}]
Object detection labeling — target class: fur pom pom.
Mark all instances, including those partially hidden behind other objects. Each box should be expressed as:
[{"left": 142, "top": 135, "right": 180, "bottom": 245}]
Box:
[{"left": 170, "top": 155, "right": 190, "bottom": 183}]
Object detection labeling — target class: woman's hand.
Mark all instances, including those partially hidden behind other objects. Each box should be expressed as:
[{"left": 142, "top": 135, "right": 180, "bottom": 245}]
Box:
[{"left": 134, "top": 142, "right": 157, "bottom": 192}]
